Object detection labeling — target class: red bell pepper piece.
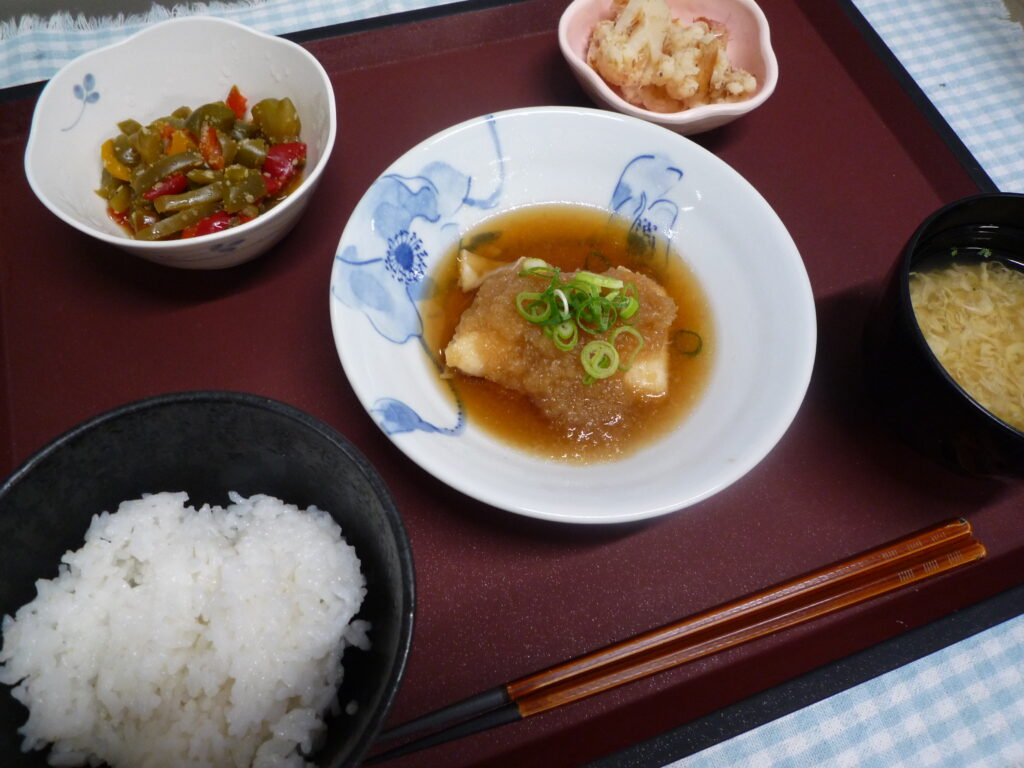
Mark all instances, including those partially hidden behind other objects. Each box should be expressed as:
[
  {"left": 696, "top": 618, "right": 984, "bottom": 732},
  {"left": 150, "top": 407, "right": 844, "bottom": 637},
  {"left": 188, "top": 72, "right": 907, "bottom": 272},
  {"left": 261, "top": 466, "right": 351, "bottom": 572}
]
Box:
[
  {"left": 225, "top": 85, "right": 248, "bottom": 120},
  {"left": 199, "top": 124, "right": 225, "bottom": 171},
  {"left": 181, "top": 210, "right": 232, "bottom": 239},
  {"left": 160, "top": 122, "right": 175, "bottom": 151},
  {"left": 262, "top": 142, "right": 306, "bottom": 195},
  {"left": 107, "top": 206, "right": 130, "bottom": 228},
  {"left": 142, "top": 172, "right": 189, "bottom": 201}
]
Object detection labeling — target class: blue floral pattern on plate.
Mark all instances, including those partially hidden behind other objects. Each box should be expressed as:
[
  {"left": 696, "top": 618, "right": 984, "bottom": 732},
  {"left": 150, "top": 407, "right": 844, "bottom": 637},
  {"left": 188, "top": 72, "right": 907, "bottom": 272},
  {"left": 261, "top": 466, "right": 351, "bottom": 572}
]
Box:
[
  {"left": 332, "top": 116, "right": 685, "bottom": 439},
  {"left": 612, "top": 153, "right": 684, "bottom": 257},
  {"left": 63, "top": 74, "right": 99, "bottom": 132},
  {"left": 211, "top": 238, "right": 247, "bottom": 254}
]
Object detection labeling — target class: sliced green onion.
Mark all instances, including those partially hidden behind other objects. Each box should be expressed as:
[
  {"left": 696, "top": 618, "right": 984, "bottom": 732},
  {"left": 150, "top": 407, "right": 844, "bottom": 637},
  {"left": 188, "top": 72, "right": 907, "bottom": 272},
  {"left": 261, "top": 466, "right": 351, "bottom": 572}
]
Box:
[
  {"left": 519, "top": 258, "right": 559, "bottom": 280},
  {"left": 564, "top": 281, "right": 596, "bottom": 302},
  {"left": 516, "top": 291, "right": 552, "bottom": 323},
  {"left": 547, "top": 320, "right": 578, "bottom": 351},
  {"left": 512, "top": 259, "right": 645, "bottom": 382},
  {"left": 616, "top": 282, "right": 640, "bottom": 319},
  {"left": 574, "top": 270, "right": 624, "bottom": 291},
  {"left": 673, "top": 329, "right": 703, "bottom": 357},
  {"left": 552, "top": 288, "right": 570, "bottom": 316},
  {"left": 618, "top": 298, "right": 639, "bottom": 319},
  {"left": 576, "top": 296, "right": 617, "bottom": 335},
  {"left": 520, "top": 257, "right": 550, "bottom": 272},
  {"left": 611, "top": 286, "right": 639, "bottom": 320},
  {"left": 610, "top": 325, "right": 644, "bottom": 370},
  {"left": 580, "top": 340, "right": 619, "bottom": 384}
]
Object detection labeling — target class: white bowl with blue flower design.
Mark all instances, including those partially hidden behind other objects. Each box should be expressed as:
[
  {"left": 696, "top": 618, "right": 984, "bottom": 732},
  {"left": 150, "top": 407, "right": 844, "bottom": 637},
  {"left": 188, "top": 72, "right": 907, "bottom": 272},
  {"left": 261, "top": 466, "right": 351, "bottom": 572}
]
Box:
[
  {"left": 330, "top": 106, "right": 815, "bottom": 524},
  {"left": 24, "top": 16, "right": 335, "bottom": 269}
]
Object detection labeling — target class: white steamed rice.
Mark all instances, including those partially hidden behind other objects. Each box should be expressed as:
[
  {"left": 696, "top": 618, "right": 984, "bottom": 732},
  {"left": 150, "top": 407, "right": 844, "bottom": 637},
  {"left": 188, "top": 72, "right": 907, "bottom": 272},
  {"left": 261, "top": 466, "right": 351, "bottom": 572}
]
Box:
[{"left": 0, "top": 491, "right": 369, "bottom": 768}]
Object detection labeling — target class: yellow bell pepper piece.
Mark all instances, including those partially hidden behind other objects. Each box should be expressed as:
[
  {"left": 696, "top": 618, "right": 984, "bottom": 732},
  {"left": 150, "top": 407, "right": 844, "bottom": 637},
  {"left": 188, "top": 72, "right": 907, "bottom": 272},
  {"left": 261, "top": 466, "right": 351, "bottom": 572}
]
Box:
[
  {"left": 100, "top": 138, "right": 132, "bottom": 182},
  {"left": 167, "top": 129, "right": 197, "bottom": 156}
]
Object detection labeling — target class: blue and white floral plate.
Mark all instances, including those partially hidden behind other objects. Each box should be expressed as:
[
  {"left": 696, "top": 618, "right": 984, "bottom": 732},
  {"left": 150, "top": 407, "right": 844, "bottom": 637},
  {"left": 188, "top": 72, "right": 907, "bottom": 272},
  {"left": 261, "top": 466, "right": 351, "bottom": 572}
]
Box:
[{"left": 329, "top": 107, "right": 815, "bottom": 524}]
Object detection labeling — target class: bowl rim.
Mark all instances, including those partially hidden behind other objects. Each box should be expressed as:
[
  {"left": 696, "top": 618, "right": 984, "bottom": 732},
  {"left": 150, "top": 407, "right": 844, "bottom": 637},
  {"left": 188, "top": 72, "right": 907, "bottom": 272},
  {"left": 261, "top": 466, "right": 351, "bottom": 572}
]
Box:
[
  {"left": 22, "top": 16, "right": 338, "bottom": 252},
  {"left": 557, "top": 0, "right": 779, "bottom": 125},
  {"left": 898, "top": 191, "right": 1024, "bottom": 441},
  {"left": 0, "top": 390, "right": 415, "bottom": 764}
]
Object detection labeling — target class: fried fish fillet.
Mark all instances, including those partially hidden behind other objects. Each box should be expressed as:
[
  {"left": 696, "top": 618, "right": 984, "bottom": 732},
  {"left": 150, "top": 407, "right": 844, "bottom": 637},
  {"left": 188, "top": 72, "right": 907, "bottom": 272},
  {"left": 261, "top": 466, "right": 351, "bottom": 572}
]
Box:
[{"left": 444, "top": 263, "right": 677, "bottom": 429}]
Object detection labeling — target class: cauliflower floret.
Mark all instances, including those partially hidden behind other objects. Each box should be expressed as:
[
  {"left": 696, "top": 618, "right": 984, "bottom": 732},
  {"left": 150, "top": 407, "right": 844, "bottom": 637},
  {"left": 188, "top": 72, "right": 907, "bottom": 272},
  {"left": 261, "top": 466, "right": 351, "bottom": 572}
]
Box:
[
  {"left": 586, "top": 0, "right": 757, "bottom": 113},
  {"left": 587, "top": 0, "right": 671, "bottom": 89}
]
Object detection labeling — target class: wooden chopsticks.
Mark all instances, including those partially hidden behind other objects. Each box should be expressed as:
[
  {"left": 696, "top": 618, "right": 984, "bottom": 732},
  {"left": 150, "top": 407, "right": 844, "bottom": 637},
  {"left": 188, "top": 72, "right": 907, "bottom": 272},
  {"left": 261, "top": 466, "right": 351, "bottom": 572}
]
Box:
[{"left": 367, "top": 518, "right": 986, "bottom": 763}]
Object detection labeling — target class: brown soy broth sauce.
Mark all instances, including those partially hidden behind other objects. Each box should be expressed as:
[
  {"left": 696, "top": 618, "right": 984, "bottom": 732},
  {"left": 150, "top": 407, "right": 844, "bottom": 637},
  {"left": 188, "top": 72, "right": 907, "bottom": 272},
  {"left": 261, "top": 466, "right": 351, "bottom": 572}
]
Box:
[{"left": 422, "top": 204, "right": 715, "bottom": 463}]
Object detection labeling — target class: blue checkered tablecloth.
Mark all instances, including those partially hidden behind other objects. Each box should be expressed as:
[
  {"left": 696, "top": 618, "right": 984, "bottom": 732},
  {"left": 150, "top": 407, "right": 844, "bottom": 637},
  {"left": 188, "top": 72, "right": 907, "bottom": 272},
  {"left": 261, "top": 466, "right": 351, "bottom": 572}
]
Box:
[
  {"left": 848, "top": 0, "right": 1024, "bottom": 194},
  {"left": 667, "top": 612, "right": 1024, "bottom": 767},
  {"left": 0, "top": 0, "right": 459, "bottom": 90}
]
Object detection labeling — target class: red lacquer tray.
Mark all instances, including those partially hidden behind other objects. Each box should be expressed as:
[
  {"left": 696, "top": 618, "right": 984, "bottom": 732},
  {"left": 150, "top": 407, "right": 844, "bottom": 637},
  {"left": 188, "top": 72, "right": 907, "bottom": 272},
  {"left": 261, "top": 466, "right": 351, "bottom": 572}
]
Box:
[{"left": 0, "top": 1, "right": 1019, "bottom": 766}]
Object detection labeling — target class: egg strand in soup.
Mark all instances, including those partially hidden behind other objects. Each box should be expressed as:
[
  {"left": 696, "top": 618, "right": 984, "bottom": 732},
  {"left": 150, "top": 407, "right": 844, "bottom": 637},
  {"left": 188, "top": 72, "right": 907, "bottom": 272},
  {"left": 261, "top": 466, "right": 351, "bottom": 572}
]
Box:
[
  {"left": 910, "top": 251, "right": 1024, "bottom": 433},
  {"left": 422, "top": 204, "right": 715, "bottom": 463}
]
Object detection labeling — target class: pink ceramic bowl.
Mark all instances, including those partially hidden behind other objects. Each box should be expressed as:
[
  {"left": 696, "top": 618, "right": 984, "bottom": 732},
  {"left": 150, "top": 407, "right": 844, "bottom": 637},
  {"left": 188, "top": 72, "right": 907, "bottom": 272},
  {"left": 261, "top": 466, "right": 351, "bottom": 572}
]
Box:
[{"left": 558, "top": 0, "right": 778, "bottom": 134}]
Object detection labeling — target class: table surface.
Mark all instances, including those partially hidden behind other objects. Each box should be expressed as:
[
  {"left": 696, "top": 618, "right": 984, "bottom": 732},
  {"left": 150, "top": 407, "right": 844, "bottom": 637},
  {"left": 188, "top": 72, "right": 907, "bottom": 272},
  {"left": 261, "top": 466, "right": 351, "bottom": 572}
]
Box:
[{"left": 1, "top": 1, "right": 1023, "bottom": 767}]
